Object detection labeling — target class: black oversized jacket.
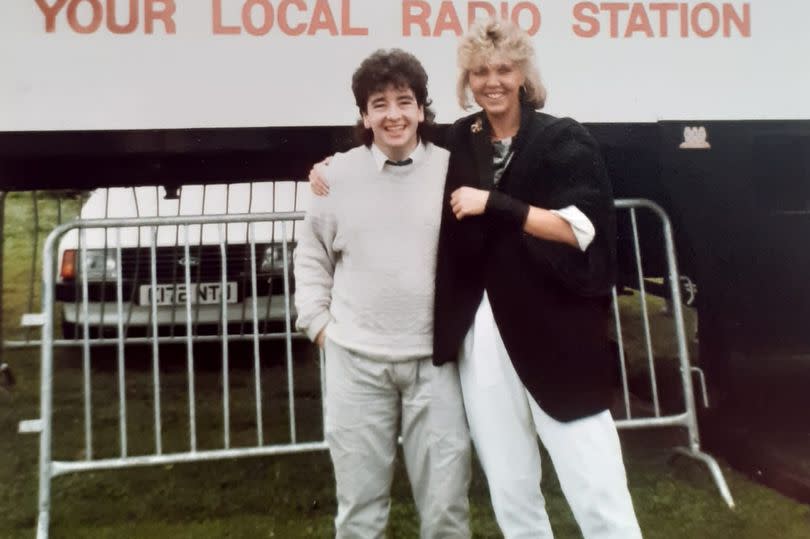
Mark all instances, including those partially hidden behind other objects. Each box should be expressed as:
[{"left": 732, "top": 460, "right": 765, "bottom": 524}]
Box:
[{"left": 433, "top": 105, "right": 618, "bottom": 422}]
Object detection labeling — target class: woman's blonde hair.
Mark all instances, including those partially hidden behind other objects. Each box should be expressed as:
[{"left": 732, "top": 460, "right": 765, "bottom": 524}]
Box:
[{"left": 456, "top": 18, "right": 546, "bottom": 110}]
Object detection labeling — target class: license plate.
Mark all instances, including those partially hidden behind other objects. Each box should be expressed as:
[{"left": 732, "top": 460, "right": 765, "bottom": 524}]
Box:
[{"left": 139, "top": 282, "right": 238, "bottom": 306}]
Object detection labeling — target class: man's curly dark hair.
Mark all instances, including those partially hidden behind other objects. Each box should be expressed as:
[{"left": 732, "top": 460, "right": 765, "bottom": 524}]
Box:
[{"left": 351, "top": 49, "right": 438, "bottom": 146}]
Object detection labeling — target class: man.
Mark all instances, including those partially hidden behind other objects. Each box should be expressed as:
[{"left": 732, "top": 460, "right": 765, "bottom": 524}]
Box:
[{"left": 293, "top": 49, "right": 471, "bottom": 539}]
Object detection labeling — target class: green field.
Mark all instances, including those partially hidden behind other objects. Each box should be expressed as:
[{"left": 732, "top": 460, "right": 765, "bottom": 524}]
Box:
[{"left": 1, "top": 191, "right": 809, "bottom": 538}]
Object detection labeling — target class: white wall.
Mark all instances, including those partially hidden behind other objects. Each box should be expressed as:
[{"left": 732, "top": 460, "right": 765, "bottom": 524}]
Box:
[{"left": 1, "top": 0, "right": 807, "bottom": 130}]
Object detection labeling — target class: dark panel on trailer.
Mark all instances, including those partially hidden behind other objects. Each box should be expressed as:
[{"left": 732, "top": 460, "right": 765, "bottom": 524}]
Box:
[
  {"left": 0, "top": 123, "right": 657, "bottom": 191},
  {"left": 659, "top": 120, "right": 810, "bottom": 399},
  {"left": 0, "top": 127, "right": 358, "bottom": 190}
]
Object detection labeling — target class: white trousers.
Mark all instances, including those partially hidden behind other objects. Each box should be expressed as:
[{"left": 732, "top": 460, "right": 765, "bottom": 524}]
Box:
[
  {"left": 459, "top": 294, "right": 642, "bottom": 539},
  {"left": 324, "top": 338, "right": 471, "bottom": 539}
]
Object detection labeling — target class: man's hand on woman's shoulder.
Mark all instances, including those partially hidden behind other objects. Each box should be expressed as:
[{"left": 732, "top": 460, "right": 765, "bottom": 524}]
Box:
[{"left": 308, "top": 156, "right": 332, "bottom": 196}]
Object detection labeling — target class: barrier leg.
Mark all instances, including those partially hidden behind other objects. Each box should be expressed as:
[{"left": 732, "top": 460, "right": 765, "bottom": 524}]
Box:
[
  {"left": 36, "top": 508, "right": 50, "bottom": 539},
  {"left": 673, "top": 447, "right": 735, "bottom": 508}
]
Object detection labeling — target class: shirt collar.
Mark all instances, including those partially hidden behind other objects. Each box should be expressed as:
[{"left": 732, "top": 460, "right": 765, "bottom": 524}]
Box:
[{"left": 370, "top": 141, "right": 426, "bottom": 172}]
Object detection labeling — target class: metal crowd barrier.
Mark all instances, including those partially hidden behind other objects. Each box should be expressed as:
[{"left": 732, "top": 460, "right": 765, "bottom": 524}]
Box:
[
  {"left": 23, "top": 211, "right": 323, "bottom": 539},
  {"left": 612, "top": 199, "right": 733, "bottom": 508},
  {"left": 18, "top": 199, "right": 732, "bottom": 539}
]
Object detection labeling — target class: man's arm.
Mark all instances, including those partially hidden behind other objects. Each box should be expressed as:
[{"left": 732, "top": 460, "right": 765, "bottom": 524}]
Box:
[
  {"left": 308, "top": 156, "right": 332, "bottom": 196},
  {"left": 293, "top": 193, "right": 337, "bottom": 347}
]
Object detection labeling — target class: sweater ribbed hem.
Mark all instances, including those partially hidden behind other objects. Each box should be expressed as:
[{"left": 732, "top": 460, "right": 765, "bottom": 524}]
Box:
[{"left": 327, "top": 327, "right": 432, "bottom": 363}]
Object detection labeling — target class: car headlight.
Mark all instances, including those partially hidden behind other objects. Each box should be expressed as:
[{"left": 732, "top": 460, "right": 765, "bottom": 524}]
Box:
[
  {"left": 79, "top": 249, "right": 118, "bottom": 280},
  {"left": 260, "top": 244, "right": 295, "bottom": 272}
]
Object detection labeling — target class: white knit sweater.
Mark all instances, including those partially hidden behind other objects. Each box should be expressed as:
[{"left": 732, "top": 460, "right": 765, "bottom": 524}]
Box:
[{"left": 294, "top": 142, "right": 449, "bottom": 361}]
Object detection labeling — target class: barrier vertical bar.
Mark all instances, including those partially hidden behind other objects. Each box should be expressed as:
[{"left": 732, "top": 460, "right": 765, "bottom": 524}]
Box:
[
  {"left": 183, "top": 225, "right": 197, "bottom": 452},
  {"left": 219, "top": 223, "right": 231, "bottom": 449},
  {"left": 248, "top": 223, "right": 264, "bottom": 445},
  {"left": 114, "top": 230, "right": 127, "bottom": 457},
  {"left": 149, "top": 227, "right": 162, "bottom": 455},
  {"left": 281, "top": 222, "right": 297, "bottom": 443},
  {"left": 660, "top": 214, "right": 700, "bottom": 451},
  {"left": 79, "top": 230, "right": 93, "bottom": 459},
  {"left": 611, "top": 286, "right": 632, "bottom": 419},
  {"left": 36, "top": 222, "right": 58, "bottom": 539}
]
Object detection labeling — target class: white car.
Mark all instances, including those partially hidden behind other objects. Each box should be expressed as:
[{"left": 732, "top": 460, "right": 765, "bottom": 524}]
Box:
[{"left": 55, "top": 182, "right": 308, "bottom": 339}]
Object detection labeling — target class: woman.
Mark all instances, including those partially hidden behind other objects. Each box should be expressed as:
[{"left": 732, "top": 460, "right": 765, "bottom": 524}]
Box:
[
  {"left": 309, "top": 18, "right": 642, "bottom": 538},
  {"left": 433, "top": 18, "right": 642, "bottom": 538}
]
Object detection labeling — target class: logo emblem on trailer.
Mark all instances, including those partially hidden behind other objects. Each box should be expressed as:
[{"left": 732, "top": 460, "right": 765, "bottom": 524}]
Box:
[
  {"left": 679, "top": 126, "right": 711, "bottom": 149},
  {"left": 178, "top": 256, "right": 199, "bottom": 267}
]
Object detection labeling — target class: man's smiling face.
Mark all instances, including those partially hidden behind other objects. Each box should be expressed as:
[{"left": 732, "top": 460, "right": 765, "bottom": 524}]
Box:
[{"left": 362, "top": 84, "right": 424, "bottom": 161}]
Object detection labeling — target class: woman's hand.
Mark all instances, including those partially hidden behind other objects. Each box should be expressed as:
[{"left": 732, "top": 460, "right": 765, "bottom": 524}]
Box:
[
  {"left": 450, "top": 187, "right": 490, "bottom": 220},
  {"left": 308, "top": 157, "right": 332, "bottom": 196}
]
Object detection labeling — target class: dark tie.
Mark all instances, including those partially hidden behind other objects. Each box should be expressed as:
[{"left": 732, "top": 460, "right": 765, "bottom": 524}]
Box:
[{"left": 385, "top": 158, "right": 413, "bottom": 167}]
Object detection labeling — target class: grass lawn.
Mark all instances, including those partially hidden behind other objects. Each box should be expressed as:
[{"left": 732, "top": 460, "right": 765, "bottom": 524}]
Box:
[{"left": 2, "top": 191, "right": 809, "bottom": 538}]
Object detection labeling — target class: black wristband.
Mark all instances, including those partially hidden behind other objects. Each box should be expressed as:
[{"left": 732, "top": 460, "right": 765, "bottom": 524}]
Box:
[{"left": 485, "top": 190, "right": 530, "bottom": 228}]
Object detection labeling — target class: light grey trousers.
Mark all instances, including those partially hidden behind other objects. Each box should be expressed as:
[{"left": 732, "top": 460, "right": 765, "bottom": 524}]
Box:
[{"left": 323, "top": 338, "right": 472, "bottom": 539}]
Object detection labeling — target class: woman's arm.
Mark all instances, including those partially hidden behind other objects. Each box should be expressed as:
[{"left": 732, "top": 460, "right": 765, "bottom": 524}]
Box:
[
  {"left": 525, "top": 206, "right": 579, "bottom": 247},
  {"left": 450, "top": 187, "right": 579, "bottom": 248}
]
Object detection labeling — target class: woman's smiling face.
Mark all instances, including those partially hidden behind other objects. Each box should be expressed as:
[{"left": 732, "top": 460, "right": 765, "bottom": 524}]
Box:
[{"left": 467, "top": 57, "right": 526, "bottom": 120}]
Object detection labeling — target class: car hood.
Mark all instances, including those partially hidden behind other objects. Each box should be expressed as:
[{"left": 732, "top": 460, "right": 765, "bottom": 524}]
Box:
[{"left": 58, "top": 182, "right": 308, "bottom": 250}]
